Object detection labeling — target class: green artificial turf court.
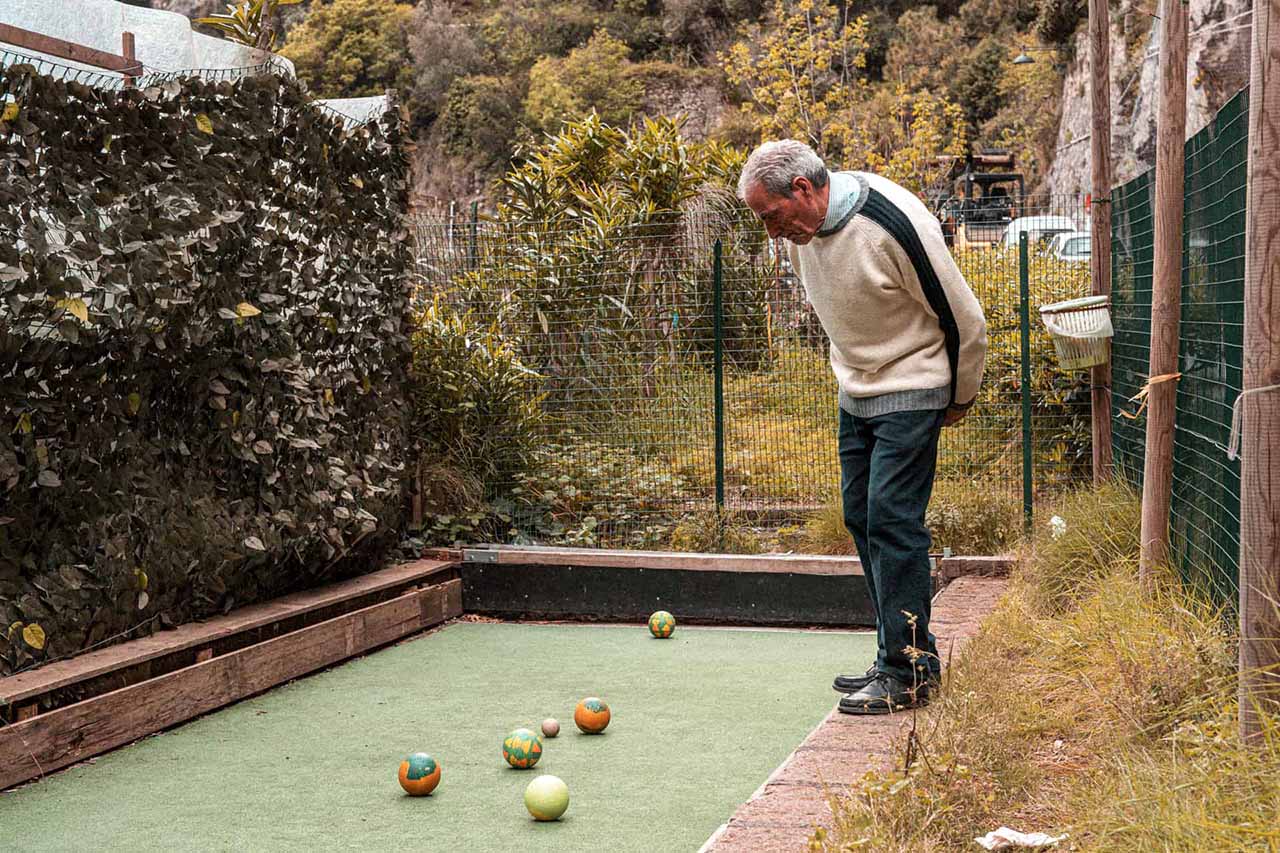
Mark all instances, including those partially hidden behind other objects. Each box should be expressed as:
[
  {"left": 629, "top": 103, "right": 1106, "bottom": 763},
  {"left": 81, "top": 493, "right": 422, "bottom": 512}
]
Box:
[{"left": 0, "top": 621, "right": 875, "bottom": 852}]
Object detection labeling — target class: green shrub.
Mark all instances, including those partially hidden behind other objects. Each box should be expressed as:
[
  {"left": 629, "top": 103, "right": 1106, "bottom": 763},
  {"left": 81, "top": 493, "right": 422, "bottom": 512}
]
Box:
[
  {"left": 438, "top": 74, "right": 524, "bottom": 165},
  {"left": 668, "top": 510, "right": 763, "bottom": 554},
  {"left": 499, "top": 439, "right": 691, "bottom": 548},
  {"left": 407, "top": 298, "right": 544, "bottom": 545},
  {"left": 926, "top": 478, "right": 1023, "bottom": 555}
]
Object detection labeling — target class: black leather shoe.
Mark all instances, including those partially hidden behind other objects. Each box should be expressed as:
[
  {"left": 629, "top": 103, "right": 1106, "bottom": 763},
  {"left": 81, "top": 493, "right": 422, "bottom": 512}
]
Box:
[
  {"left": 832, "top": 664, "right": 878, "bottom": 693},
  {"left": 838, "top": 673, "right": 929, "bottom": 715}
]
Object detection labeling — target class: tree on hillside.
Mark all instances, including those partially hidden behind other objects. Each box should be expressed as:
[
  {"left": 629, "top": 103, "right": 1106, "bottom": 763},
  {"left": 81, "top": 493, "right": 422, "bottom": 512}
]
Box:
[
  {"left": 407, "top": 0, "right": 486, "bottom": 129},
  {"left": 280, "top": 0, "right": 414, "bottom": 98},
  {"left": 721, "top": 0, "right": 966, "bottom": 191},
  {"left": 524, "top": 30, "right": 645, "bottom": 136},
  {"left": 720, "top": 0, "right": 872, "bottom": 161}
]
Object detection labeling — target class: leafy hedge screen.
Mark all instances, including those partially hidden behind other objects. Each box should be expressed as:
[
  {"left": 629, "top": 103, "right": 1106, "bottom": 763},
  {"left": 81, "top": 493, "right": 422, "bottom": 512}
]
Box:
[{"left": 0, "top": 66, "right": 412, "bottom": 676}]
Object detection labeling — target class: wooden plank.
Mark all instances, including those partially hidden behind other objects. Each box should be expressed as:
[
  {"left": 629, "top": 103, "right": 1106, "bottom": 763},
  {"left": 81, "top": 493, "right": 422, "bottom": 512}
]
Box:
[
  {"left": 1139, "top": 0, "right": 1188, "bottom": 582},
  {"left": 1240, "top": 0, "right": 1280, "bottom": 742},
  {"left": 0, "top": 560, "right": 454, "bottom": 707},
  {"left": 0, "top": 23, "right": 137, "bottom": 75},
  {"left": 1088, "top": 0, "right": 1114, "bottom": 485},
  {"left": 477, "top": 546, "right": 866, "bottom": 577},
  {"left": 0, "top": 580, "right": 461, "bottom": 791},
  {"left": 121, "top": 31, "right": 137, "bottom": 86}
]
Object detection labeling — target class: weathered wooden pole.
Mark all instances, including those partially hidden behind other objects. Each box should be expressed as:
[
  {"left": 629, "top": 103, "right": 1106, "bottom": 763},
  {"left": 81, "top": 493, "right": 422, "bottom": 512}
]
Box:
[
  {"left": 1240, "top": 0, "right": 1280, "bottom": 743},
  {"left": 1089, "top": 0, "right": 1114, "bottom": 484},
  {"left": 1139, "top": 0, "right": 1188, "bottom": 584}
]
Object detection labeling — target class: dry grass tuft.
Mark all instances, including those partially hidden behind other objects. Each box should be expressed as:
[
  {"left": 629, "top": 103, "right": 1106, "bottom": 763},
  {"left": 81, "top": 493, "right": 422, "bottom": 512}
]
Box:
[{"left": 812, "top": 482, "right": 1278, "bottom": 853}]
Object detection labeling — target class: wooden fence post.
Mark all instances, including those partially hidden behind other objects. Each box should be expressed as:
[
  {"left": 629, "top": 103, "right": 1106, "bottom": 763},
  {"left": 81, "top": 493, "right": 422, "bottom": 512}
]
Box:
[
  {"left": 1139, "top": 0, "right": 1188, "bottom": 584},
  {"left": 1239, "top": 0, "right": 1280, "bottom": 743},
  {"left": 1089, "top": 0, "right": 1114, "bottom": 484}
]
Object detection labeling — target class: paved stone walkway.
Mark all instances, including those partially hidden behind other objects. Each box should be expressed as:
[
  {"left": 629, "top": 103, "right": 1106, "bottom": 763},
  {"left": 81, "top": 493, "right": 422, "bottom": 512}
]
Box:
[{"left": 701, "top": 576, "right": 1009, "bottom": 852}]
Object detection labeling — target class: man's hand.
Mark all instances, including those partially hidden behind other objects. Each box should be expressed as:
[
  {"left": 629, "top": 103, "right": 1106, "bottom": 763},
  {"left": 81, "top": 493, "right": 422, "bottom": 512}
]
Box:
[{"left": 942, "top": 405, "right": 970, "bottom": 427}]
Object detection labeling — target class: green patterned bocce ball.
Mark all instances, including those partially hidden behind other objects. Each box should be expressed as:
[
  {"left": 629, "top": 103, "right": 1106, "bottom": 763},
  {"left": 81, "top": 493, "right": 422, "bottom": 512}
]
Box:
[
  {"left": 502, "top": 728, "right": 543, "bottom": 769},
  {"left": 648, "top": 610, "right": 676, "bottom": 638},
  {"left": 397, "top": 752, "right": 441, "bottom": 796}
]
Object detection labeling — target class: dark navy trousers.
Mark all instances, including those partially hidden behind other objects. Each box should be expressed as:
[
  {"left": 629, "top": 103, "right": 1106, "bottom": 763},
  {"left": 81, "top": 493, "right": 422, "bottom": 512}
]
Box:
[{"left": 838, "top": 407, "right": 945, "bottom": 685}]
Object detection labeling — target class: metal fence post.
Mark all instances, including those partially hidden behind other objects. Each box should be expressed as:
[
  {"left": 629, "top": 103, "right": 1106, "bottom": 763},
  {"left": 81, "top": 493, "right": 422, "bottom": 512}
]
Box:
[
  {"left": 468, "top": 200, "right": 479, "bottom": 271},
  {"left": 713, "top": 240, "right": 726, "bottom": 531},
  {"left": 1020, "top": 231, "right": 1034, "bottom": 533}
]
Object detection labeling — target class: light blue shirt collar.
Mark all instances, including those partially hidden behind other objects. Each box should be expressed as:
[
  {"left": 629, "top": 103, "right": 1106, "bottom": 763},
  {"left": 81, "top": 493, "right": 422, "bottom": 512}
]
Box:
[{"left": 819, "top": 171, "right": 864, "bottom": 235}]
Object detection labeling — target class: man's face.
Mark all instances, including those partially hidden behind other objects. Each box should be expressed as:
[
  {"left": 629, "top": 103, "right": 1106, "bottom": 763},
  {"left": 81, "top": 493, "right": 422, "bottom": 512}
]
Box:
[{"left": 743, "top": 176, "right": 828, "bottom": 244}]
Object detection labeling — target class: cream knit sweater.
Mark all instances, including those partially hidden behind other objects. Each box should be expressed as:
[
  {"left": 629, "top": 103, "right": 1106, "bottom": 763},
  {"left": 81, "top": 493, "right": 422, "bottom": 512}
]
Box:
[{"left": 787, "top": 172, "right": 987, "bottom": 416}]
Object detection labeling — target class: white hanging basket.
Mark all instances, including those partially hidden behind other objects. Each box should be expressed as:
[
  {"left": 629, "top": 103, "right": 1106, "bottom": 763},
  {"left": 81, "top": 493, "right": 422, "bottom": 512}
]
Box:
[{"left": 1039, "top": 295, "right": 1113, "bottom": 370}]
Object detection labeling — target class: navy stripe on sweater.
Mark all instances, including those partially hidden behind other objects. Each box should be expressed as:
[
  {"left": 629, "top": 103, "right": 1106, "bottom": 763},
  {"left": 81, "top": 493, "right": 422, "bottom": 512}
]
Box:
[{"left": 856, "top": 189, "right": 962, "bottom": 407}]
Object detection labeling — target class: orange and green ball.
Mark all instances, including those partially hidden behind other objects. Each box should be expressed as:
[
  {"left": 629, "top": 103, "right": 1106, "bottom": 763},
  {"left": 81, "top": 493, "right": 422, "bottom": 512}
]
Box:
[
  {"left": 574, "top": 697, "right": 611, "bottom": 734},
  {"left": 502, "top": 728, "right": 543, "bottom": 769},
  {"left": 397, "top": 752, "right": 441, "bottom": 796},
  {"left": 648, "top": 610, "right": 676, "bottom": 638}
]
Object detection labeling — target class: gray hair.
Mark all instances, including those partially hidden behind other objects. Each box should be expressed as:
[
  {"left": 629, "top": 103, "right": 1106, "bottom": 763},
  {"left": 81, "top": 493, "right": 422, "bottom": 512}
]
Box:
[{"left": 736, "top": 140, "right": 829, "bottom": 200}]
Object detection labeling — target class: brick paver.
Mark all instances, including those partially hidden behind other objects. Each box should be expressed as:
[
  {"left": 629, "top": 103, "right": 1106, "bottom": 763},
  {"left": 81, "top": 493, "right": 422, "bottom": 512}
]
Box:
[{"left": 700, "top": 576, "right": 1008, "bottom": 852}]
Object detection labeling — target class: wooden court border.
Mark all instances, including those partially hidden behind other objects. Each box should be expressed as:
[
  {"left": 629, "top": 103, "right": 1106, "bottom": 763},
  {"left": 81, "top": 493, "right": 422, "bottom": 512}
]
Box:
[{"left": 0, "top": 549, "right": 1010, "bottom": 791}]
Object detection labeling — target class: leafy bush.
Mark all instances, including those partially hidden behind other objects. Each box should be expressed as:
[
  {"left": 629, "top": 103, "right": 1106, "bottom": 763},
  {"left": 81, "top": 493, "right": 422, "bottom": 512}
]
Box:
[
  {"left": 437, "top": 74, "right": 524, "bottom": 165},
  {"left": 525, "top": 30, "right": 645, "bottom": 134},
  {"left": 926, "top": 478, "right": 1022, "bottom": 554},
  {"left": 668, "top": 510, "right": 763, "bottom": 554},
  {"left": 280, "top": 0, "right": 415, "bottom": 97},
  {"left": 407, "top": 298, "right": 544, "bottom": 546},
  {"left": 501, "top": 440, "right": 692, "bottom": 548}
]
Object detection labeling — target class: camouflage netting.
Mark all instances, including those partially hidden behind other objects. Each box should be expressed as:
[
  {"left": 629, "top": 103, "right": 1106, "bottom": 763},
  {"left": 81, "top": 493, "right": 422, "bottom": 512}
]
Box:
[{"left": 0, "top": 65, "right": 412, "bottom": 677}]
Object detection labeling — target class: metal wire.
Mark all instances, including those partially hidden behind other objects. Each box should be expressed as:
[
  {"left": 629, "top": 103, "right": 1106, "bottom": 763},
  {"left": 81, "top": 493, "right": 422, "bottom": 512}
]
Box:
[
  {"left": 412, "top": 193, "right": 1094, "bottom": 548},
  {"left": 1111, "top": 86, "right": 1248, "bottom": 604}
]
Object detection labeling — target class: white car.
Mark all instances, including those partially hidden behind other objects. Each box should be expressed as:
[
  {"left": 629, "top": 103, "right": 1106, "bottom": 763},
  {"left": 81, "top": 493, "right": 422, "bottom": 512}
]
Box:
[
  {"left": 1047, "top": 231, "right": 1092, "bottom": 263},
  {"left": 999, "top": 215, "right": 1079, "bottom": 248}
]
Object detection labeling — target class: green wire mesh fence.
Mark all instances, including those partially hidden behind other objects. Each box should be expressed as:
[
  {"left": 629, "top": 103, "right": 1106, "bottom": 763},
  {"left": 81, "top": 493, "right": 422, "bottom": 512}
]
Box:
[
  {"left": 1111, "top": 87, "right": 1248, "bottom": 604},
  {"left": 412, "top": 192, "right": 1096, "bottom": 551}
]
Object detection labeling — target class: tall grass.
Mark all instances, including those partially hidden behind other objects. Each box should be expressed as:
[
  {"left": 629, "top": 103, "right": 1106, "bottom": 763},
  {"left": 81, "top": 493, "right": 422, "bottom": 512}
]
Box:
[{"left": 813, "top": 481, "right": 1279, "bottom": 852}]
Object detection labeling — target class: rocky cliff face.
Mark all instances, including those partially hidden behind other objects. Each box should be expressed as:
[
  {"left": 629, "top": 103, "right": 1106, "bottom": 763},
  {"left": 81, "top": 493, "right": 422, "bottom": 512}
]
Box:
[{"left": 1047, "top": 0, "right": 1252, "bottom": 198}]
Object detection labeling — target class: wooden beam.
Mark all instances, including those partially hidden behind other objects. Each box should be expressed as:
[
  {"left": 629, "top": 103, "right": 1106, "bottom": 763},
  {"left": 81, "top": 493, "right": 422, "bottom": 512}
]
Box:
[
  {"left": 121, "top": 31, "right": 137, "bottom": 87},
  {"left": 0, "top": 559, "right": 454, "bottom": 709},
  {"left": 1089, "top": 0, "right": 1115, "bottom": 484},
  {"left": 0, "top": 23, "right": 139, "bottom": 76},
  {"left": 0, "top": 580, "right": 463, "bottom": 791},
  {"left": 1240, "top": 0, "right": 1280, "bottom": 743},
  {"left": 474, "top": 546, "right": 866, "bottom": 577},
  {"left": 1139, "top": 0, "right": 1188, "bottom": 583}
]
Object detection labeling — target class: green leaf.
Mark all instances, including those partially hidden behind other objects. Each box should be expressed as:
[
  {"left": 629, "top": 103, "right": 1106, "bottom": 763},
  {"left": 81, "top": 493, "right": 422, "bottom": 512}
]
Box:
[{"left": 195, "top": 113, "right": 214, "bottom": 135}]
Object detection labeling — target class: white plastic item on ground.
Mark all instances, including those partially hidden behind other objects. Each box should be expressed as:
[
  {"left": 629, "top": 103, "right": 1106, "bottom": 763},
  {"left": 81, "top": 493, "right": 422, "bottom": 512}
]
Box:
[{"left": 974, "top": 827, "right": 1068, "bottom": 850}]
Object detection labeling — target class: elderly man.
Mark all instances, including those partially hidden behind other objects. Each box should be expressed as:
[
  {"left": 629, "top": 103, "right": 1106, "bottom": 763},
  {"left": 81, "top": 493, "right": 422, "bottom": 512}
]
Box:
[{"left": 739, "top": 140, "right": 987, "bottom": 714}]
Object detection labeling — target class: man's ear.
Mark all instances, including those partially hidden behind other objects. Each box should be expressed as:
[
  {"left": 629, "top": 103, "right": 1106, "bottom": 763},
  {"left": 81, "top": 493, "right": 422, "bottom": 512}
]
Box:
[{"left": 791, "top": 175, "right": 812, "bottom": 198}]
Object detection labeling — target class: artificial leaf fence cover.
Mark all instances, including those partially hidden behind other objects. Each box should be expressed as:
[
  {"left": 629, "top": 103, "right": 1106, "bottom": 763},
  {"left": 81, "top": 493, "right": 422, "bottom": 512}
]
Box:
[{"left": 0, "top": 65, "right": 412, "bottom": 679}]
